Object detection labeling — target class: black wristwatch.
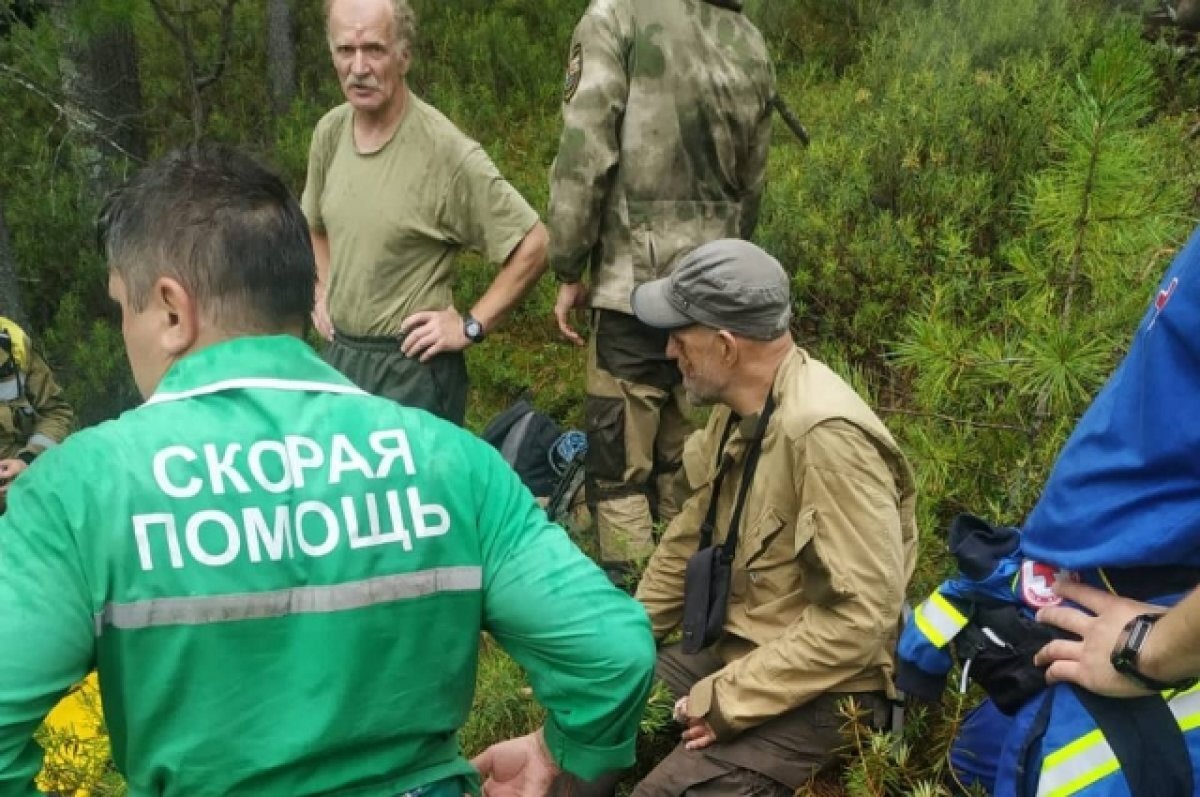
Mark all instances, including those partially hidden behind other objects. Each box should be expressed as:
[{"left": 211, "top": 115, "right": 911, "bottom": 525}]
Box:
[
  {"left": 1110, "top": 613, "right": 1197, "bottom": 692},
  {"left": 463, "top": 313, "right": 486, "bottom": 344}
]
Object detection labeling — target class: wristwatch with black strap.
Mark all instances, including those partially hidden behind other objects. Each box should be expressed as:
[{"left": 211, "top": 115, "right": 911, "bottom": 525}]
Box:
[
  {"left": 463, "top": 313, "right": 486, "bottom": 344},
  {"left": 1110, "top": 613, "right": 1198, "bottom": 692}
]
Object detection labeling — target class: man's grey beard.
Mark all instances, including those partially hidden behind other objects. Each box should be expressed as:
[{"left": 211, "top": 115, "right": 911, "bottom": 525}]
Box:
[{"left": 685, "top": 387, "right": 718, "bottom": 408}]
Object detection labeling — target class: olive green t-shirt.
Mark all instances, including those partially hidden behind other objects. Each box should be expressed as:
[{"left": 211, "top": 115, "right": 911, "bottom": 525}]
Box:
[{"left": 302, "top": 95, "right": 539, "bottom": 337}]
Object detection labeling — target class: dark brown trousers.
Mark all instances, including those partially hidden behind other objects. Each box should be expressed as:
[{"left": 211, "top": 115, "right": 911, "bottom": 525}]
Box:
[{"left": 633, "top": 644, "right": 890, "bottom": 797}]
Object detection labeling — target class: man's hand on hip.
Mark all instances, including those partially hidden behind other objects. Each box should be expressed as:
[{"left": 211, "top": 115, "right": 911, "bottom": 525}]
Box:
[
  {"left": 471, "top": 728, "right": 560, "bottom": 797},
  {"left": 553, "top": 282, "right": 589, "bottom": 347},
  {"left": 400, "top": 308, "right": 471, "bottom": 362},
  {"left": 312, "top": 289, "right": 334, "bottom": 342}
]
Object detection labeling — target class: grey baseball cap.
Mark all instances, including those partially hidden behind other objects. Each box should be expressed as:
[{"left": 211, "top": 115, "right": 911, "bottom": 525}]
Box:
[{"left": 630, "top": 239, "right": 792, "bottom": 340}]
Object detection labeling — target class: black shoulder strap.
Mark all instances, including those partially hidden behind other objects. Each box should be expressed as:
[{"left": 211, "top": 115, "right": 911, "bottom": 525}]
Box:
[
  {"left": 698, "top": 413, "right": 738, "bottom": 550},
  {"left": 697, "top": 393, "right": 777, "bottom": 555},
  {"left": 1071, "top": 686, "right": 1192, "bottom": 797},
  {"left": 720, "top": 392, "right": 776, "bottom": 562}
]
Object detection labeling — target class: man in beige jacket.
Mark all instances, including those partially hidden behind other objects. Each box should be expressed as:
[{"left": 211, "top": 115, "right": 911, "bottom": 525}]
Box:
[{"left": 630, "top": 240, "right": 918, "bottom": 795}]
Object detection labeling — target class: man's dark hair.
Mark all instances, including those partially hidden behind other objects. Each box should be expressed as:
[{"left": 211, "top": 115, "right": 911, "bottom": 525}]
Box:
[{"left": 97, "top": 144, "right": 315, "bottom": 333}]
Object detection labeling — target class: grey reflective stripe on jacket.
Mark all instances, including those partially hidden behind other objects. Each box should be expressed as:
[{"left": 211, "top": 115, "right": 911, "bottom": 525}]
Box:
[{"left": 96, "top": 566, "right": 482, "bottom": 633}]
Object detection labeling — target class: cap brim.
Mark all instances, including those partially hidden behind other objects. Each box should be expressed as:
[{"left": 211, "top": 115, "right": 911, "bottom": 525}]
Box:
[{"left": 631, "top": 279, "right": 693, "bottom": 330}]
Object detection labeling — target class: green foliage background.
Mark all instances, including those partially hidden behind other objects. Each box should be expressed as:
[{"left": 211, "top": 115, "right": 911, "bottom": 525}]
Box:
[{"left": 3, "top": 0, "right": 1199, "bottom": 793}]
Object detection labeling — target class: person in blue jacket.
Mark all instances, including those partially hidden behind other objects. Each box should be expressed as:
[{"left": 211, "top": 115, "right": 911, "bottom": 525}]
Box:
[{"left": 902, "top": 225, "right": 1200, "bottom": 796}]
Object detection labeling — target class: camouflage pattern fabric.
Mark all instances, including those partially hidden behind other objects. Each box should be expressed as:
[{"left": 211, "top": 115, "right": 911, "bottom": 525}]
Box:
[{"left": 547, "top": 0, "right": 776, "bottom": 313}]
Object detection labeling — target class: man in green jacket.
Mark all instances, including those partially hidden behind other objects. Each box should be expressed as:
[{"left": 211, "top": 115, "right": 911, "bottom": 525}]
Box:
[{"left": 0, "top": 144, "right": 654, "bottom": 797}]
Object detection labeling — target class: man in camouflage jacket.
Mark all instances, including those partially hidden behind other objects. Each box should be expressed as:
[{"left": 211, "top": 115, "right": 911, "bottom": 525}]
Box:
[{"left": 548, "top": 0, "right": 776, "bottom": 582}]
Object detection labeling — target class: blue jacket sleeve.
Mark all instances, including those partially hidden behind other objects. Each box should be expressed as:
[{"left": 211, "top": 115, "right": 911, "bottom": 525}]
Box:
[
  {"left": 473, "top": 439, "right": 655, "bottom": 780},
  {"left": 0, "top": 451, "right": 94, "bottom": 796},
  {"left": 896, "top": 546, "right": 1025, "bottom": 701},
  {"left": 896, "top": 585, "right": 972, "bottom": 701}
]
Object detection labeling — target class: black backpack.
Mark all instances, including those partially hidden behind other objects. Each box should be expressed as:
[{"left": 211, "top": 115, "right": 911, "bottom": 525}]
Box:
[{"left": 481, "top": 398, "right": 565, "bottom": 499}]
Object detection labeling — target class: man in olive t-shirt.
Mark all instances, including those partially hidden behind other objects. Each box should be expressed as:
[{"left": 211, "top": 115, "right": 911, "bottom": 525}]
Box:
[{"left": 303, "top": 0, "right": 547, "bottom": 425}]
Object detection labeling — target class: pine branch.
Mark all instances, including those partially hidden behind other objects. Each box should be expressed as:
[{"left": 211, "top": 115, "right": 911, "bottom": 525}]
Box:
[
  {"left": 1063, "top": 103, "right": 1103, "bottom": 324},
  {"left": 877, "top": 406, "right": 1030, "bottom": 433},
  {"left": 0, "top": 64, "right": 145, "bottom": 163}
]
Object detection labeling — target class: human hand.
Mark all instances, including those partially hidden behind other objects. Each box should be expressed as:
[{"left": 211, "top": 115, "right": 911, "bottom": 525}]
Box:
[
  {"left": 672, "top": 696, "right": 717, "bottom": 750},
  {"left": 400, "top": 308, "right": 471, "bottom": 362},
  {"left": 471, "top": 729, "right": 560, "bottom": 797},
  {"left": 312, "top": 284, "right": 336, "bottom": 340},
  {"left": 1034, "top": 579, "right": 1163, "bottom": 697},
  {"left": 673, "top": 696, "right": 689, "bottom": 723},
  {"left": 682, "top": 716, "right": 717, "bottom": 750},
  {"left": 312, "top": 288, "right": 334, "bottom": 342},
  {"left": 553, "top": 282, "right": 589, "bottom": 347},
  {"left": 0, "top": 458, "right": 28, "bottom": 496}
]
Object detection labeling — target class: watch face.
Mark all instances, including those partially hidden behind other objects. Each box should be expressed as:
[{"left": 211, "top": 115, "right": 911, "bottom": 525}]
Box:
[
  {"left": 465, "top": 319, "right": 483, "bottom": 341},
  {"left": 1127, "top": 616, "right": 1154, "bottom": 653}
]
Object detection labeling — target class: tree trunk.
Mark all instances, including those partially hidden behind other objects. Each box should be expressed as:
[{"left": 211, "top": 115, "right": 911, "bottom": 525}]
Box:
[
  {"left": 267, "top": 0, "right": 297, "bottom": 119},
  {"left": 50, "top": 1, "right": 146, "bottom": 200},
  {"left": 0, "top": 192, "right": 29, "bottom": 331}
]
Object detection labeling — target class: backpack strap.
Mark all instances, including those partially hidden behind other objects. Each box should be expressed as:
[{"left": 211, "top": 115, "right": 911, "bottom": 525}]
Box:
[
  {"left": 1071, "top": 686, "right": 1193, "bottom": 797},
  {"left": 500, "top": 412, "right": 537, "bottom": 469}
]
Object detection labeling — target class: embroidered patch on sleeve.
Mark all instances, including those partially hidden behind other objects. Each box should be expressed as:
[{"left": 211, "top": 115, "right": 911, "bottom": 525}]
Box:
[
  {"left": 1019, "top": 560, "right": 1079, "bottom": 609},
  {"left": 564, "top": 42, "right": 583, "bottom": 103}
]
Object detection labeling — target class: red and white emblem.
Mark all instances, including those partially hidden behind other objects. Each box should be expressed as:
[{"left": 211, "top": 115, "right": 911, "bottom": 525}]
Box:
[
  {"left": 1019, "top": 560, "right": 1079, "bottom": 608},
  {"left": 1149, "top": 277, "right": 1179, "bottom": 330}
]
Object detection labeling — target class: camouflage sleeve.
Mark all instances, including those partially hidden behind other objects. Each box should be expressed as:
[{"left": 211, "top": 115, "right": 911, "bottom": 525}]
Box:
[
  {"left": 546, "top": 2, "right": 631, "bottom": 284},
  {"left": 19, "top": 349, "right": 72, "bottom": 462},
  {"left": 739, "top": 64, "right": 776, "bottom": 240}
]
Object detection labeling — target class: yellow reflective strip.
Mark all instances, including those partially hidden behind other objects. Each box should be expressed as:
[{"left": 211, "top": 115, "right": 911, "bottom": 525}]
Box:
[
  {"left": 914, "top": 609, "right": 947, "bottom": 648},
  {"left": 931, "top": 592, "right": 969, "bottom": 626},
  {"left": 1043, "top": 729, "right": 1105, "bottom": 769},
  {"left": 1044, "top": 758, "right": 1120, "bottom": 797},
  {"left": 1170, "top": 686, "right": 1200, "bottom": 732},
  {"left": 914, "top": 593, "right": 968, "bottom": 648},
  {"left": 1038, "top": 731, "right": 1119, "bottom": 797}
]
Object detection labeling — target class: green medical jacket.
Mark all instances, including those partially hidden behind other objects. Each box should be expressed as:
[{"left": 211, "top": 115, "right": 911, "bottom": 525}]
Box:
[{"left": 0, "top": 335, "right": 654, "bottom": 796}]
